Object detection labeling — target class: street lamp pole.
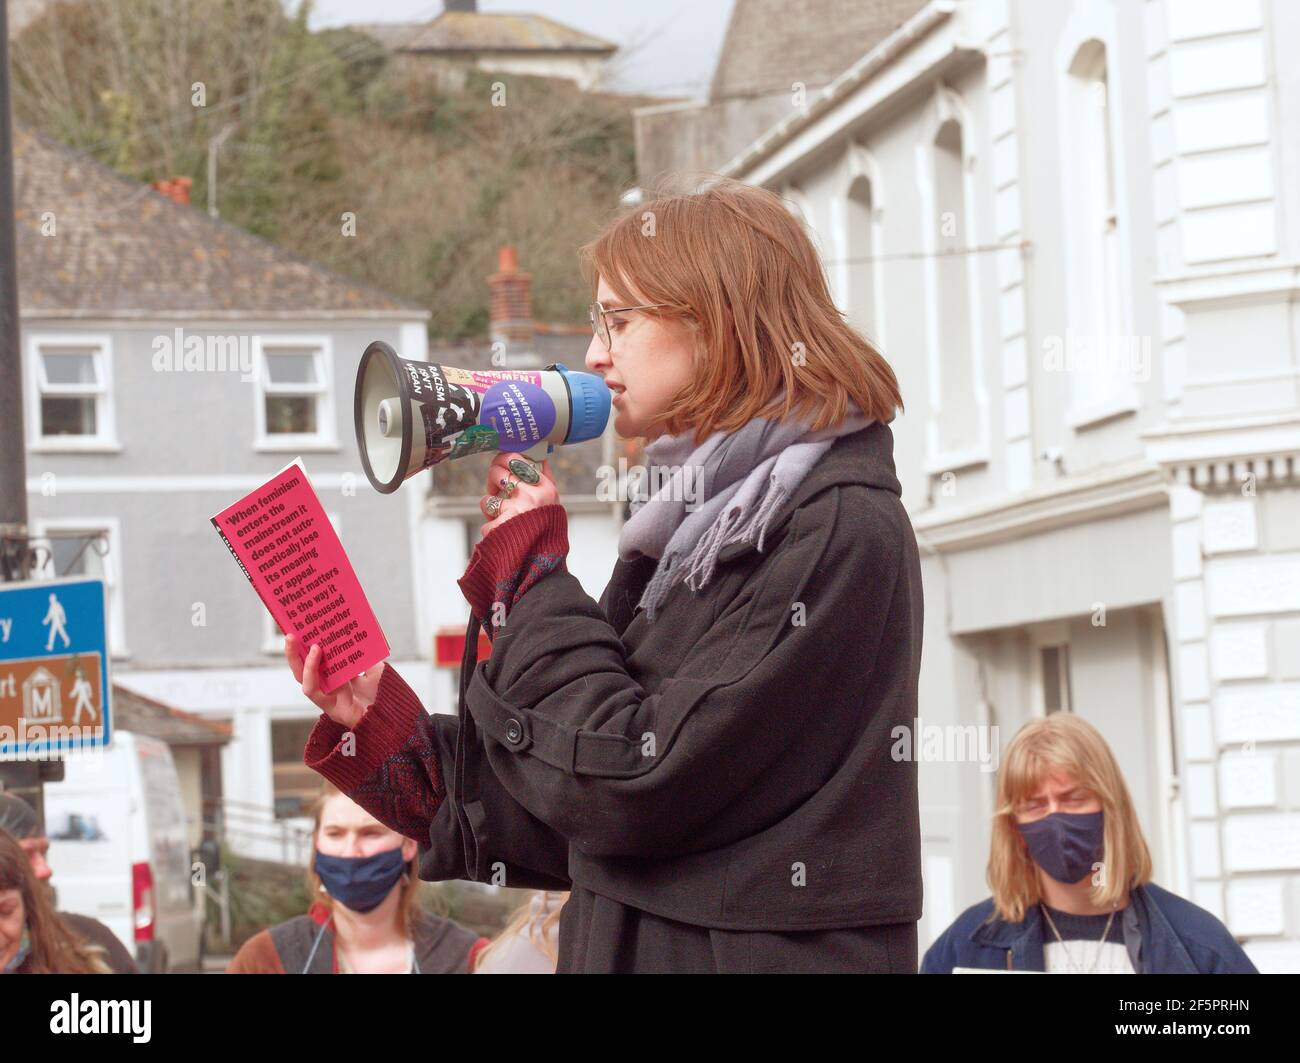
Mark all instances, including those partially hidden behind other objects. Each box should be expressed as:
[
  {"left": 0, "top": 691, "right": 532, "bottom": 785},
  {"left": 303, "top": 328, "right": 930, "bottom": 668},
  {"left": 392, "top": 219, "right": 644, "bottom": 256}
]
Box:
[
  {"left": 0, "top": 0, "right": 28, "bottom": 555},
  {"left": 0, "top": 1, "right": 64, "bottom": 817}
]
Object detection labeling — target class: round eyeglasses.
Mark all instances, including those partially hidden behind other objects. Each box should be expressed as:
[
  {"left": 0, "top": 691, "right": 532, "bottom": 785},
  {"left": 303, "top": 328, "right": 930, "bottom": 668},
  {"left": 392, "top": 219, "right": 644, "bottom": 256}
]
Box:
[{"left": 588, "top": 300, "right": 671, "bottom": 351}]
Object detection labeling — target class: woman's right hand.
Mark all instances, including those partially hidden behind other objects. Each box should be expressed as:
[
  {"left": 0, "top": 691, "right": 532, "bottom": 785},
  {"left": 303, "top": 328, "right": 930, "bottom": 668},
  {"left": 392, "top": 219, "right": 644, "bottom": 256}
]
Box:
[{"left": 284, "top": 633, "right": 385, "bottom": 730}]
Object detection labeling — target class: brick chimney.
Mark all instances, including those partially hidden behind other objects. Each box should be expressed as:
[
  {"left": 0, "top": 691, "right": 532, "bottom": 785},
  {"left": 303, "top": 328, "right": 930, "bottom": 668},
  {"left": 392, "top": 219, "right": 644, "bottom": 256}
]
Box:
[
  {"left": 151, "top": 176, "right": 193, "bottom": 206},
  {"left": 488, "top": 244, "right": 534, "bottom": 351}
]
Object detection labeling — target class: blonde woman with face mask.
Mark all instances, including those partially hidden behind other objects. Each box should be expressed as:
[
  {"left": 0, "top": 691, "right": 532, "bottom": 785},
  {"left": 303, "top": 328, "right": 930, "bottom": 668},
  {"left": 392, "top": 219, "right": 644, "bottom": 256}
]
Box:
[{"left": 922, "top": 714, "right": 1258, "bottom": 974}]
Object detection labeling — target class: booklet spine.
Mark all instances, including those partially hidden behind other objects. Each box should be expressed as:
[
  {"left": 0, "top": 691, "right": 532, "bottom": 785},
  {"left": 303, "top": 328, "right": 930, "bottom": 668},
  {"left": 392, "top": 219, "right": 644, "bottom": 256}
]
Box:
[{"left": 210, "top": 518, "right": 291, "bottom": 634}]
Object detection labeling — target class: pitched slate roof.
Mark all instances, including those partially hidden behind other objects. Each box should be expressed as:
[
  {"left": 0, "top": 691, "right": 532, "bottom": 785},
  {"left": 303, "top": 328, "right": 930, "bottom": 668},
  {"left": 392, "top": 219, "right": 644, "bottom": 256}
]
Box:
[
  {"left": 13, "top": 125, "right": 428, "bottom": 319},
  {"left": 357, "top": 12, "right": 616, "bottom": 56},
  {"left": 710, "top": 0, "right": 929, "bottom": 100},
  {"left": 111, "top": 684, "right": 233, "bottom": 747}
]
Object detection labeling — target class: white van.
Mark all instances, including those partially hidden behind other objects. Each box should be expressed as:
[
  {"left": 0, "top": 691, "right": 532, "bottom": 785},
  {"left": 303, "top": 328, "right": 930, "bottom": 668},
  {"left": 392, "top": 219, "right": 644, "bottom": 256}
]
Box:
[{"left": 44, "top": 730, "right": 204, "bottom": 972}]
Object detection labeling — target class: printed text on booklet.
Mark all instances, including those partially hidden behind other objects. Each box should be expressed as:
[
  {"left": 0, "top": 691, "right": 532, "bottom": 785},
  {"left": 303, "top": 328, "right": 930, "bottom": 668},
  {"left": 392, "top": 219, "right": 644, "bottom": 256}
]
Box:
[{"left": 211, "top": 461, "right": 388, "bottom": 694}]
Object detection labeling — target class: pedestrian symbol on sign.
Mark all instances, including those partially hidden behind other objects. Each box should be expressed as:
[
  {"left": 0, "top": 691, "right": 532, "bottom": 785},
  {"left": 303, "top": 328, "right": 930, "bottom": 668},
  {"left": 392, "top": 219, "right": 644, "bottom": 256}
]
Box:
[
  {"left": 43, "top": 592, "right": 70, "bottom": 652},
  {"left": 70, "top": 665, "right": 98, "bottom": 724}
]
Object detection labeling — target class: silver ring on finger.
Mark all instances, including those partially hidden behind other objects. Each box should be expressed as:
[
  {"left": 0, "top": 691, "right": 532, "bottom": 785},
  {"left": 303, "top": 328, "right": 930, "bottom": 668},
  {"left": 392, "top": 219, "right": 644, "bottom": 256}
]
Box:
[
  {"left": 484, "top": 494, "right": 503, "bottom": 518},
  {"left": 507, "top": 458, "right": 541, "bottom": 485}
]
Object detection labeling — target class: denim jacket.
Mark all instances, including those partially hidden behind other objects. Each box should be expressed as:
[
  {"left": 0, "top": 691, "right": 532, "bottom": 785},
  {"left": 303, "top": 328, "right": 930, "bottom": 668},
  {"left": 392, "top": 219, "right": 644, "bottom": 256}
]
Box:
[{"left": 921, "top": 882, "right": 1258, "bottom": 974}]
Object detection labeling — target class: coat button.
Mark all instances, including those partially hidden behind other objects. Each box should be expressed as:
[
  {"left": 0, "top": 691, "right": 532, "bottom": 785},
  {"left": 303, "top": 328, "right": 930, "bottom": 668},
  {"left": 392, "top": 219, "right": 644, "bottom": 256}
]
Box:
[{"left": 505, "top": 719, "right": 523, "bottom": 744}]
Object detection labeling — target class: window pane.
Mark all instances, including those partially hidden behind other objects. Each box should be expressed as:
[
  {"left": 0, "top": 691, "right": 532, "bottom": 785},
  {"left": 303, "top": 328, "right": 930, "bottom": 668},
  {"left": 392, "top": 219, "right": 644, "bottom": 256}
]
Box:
[
  {"left": 49, "top": 536, "right": 88, "bottom": 577},
  {"left": 45, "top": 532, "right": 107, "bottom": 581},
  {"left": 271, "top": 718, "right": 319, "bottom": 819},
  {"left": 264, "top": 351, "right": 319, "bottom": 385},
  {"left": 934, "top": 120, "right": 977, "bottom": 455},
  {"left": 41, "top": 396, "right": 96, "bottom": 436},
  {"left": 1042, "top": 645, "right": 1072, "bottom": 715},
  {"left": 42, "top": 350, "right": 99, "bottom": 385},
  {"left": 265, "top": 395, "right": 316, "bottom": 435},
  {"left": 1042, "top": 647, "right": 1062, "bottom": 714}
]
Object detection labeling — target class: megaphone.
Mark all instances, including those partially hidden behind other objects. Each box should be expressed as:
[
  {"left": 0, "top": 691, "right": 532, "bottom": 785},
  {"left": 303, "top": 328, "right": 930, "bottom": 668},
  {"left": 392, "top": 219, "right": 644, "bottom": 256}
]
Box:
[{"left": 354, "top": 340, "right": 611, "bottom": 494}]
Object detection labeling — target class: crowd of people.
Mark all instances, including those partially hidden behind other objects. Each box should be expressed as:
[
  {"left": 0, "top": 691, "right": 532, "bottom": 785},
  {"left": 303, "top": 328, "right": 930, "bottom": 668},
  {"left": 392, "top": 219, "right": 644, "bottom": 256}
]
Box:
[{"left": 1, "top": 711, "right": 1255, "bottom": 975}]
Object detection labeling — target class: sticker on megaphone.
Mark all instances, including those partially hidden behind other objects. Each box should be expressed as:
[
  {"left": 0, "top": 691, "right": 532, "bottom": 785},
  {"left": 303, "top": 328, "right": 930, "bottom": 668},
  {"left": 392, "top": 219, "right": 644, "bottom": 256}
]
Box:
[
  {"left": 480, "top": 380, "right": 558, "bottom": 451},
  {"left": 354, "top": 340, "right": 611, "bottom": 494}
]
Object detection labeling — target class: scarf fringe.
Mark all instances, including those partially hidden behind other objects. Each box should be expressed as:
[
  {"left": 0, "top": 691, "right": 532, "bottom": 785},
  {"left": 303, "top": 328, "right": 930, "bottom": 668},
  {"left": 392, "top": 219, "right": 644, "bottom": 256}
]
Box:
[
  {"left": 739, "top": 475, "right": 788, "bottom": 553},
  {"left": 630, "top": 410, "right": 871, "bottom": 622},
  {"left": 639, "top": 476, "right": 792, "bottom": 621},
  {"left": 683, "top": 504, "right": 741, "bottom": 593}
]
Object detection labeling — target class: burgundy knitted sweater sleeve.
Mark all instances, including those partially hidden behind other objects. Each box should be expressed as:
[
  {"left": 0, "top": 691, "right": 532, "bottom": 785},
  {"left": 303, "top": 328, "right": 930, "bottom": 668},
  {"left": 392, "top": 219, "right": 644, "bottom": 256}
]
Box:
[
  {"left": 301, "top": 506, "right": 568, "bottom": 843},
  {"left": 456, "top": 504, "right": 570, "bottom": 641},
  {"left": 303, "top": 665, "right": 445, "bottom": 843}
]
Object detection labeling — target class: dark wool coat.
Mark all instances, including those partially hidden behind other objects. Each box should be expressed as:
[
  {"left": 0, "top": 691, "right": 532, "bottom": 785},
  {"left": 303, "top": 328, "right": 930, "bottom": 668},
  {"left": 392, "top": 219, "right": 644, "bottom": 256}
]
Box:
[{"left": 312, "top": 422, "right": 925, "bottom": 972}]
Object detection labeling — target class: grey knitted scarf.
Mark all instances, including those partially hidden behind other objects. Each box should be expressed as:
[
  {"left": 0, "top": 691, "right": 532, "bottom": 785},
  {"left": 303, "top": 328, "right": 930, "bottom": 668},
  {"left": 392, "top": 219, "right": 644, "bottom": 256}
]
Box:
[{"left": 618, "top": 407, "right": 872, "bottom": 621}]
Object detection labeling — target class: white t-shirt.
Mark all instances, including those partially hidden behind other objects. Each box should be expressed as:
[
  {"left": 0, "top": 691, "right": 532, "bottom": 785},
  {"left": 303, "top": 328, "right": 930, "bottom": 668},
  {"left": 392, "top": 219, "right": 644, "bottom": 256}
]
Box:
[{"left": 1041, "top": 905, "right": 1135, "bottom": 974}]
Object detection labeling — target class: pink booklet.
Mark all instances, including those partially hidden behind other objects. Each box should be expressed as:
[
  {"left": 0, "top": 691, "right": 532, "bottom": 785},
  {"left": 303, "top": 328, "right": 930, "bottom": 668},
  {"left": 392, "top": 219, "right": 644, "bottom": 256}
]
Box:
[{"left": 211, "top": 460, "right": 389, "bottom": 694}]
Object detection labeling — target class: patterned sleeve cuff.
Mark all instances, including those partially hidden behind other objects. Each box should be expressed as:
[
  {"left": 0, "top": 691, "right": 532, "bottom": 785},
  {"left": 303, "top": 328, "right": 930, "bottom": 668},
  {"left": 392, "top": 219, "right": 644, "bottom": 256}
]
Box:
[
  {"left": 303, "top": 665, "right": 427, "bottom": 793},
  {"left": 458, "top": 504, "right": 569, "bottom": 625}
]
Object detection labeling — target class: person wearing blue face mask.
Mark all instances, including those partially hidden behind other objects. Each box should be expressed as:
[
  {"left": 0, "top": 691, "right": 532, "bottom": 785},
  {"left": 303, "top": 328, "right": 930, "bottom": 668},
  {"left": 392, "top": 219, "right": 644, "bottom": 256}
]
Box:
[
  {"left": 921, "top": 714, "right": 1258, "bottom": 974},
  {"left": 227, "top": 784, "right": 485, "bottom": 974}
]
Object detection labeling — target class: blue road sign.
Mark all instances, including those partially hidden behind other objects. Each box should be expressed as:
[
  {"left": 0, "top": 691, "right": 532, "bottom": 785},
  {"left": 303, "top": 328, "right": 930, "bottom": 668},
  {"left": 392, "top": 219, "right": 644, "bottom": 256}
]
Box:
[{"left": 0, "top": 577, "right": 112, "bottom": 756}]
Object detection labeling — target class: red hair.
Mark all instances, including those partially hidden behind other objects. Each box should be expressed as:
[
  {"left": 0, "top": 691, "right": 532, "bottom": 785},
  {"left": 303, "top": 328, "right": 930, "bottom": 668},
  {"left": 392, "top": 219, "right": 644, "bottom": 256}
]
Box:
[{"left": 580, "top": 176, "right": 902, "bottom": 442}]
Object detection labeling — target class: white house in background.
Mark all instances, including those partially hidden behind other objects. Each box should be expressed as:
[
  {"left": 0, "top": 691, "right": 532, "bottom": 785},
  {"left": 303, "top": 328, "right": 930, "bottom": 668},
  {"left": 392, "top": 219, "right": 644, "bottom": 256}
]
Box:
[
  {"left": 17, "top": 127, "right": 626, "bottom": 864},
  {"left": 354, "top": 0, "right": 618, "bottom": 93},
  {"left": 15, "top": 125, "right": 434, "bottom": 862},
  {"left": 712, "top": 0, "right": 1300, "bottom": 971}
]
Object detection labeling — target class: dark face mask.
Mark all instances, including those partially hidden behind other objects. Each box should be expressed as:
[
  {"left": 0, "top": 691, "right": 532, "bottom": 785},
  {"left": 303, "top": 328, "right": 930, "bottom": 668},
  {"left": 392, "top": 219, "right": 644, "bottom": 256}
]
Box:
[
  {"left": 314, "top": 846, "right": 407, "bottom": 913},
  {"left": 1014, "top": 810, "right": 1105, "bottom": 884}
]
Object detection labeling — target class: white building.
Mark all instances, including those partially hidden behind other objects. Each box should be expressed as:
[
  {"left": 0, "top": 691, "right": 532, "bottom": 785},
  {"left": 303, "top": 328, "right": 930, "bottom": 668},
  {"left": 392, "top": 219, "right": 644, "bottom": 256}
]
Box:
[
  {"left": 354, "top": 1, "right": 617, "bottom": 93},
  {"left": 16, "top": 132, "right": 625, "bottom": 866},
  {"left": 701, "top": 0, "right": 1300, "bottom": 971},
  {"left": 15, "top": 126, "right": 433, "bottom": 863}
]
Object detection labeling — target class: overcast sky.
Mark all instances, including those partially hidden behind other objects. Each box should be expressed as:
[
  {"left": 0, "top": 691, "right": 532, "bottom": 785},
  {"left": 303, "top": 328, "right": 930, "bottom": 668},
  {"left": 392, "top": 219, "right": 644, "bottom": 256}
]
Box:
[{"left": 308, "top": 0, "right": 736, "bottom": 98}]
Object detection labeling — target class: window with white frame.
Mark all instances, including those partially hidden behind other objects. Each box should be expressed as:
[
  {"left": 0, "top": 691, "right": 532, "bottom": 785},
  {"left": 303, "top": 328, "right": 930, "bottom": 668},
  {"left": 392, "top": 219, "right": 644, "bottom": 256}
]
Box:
[
  {"left": 270, "top": 716, "right": 321, "bottom": 818},
  {"left": 255, "top": 338, "right": 335, "bottom": 449},
  {"left": 29, "top": 336, "right": 116, "bottom": 447},
  {"left": 32, "top": 520, "right": 128, "bottom": 658},
  {"left": 1062, "top": 39, "right": 1134, "bottom": 424},
  {"left": 933, "top": 118, "right": 980, "bottom": 457},
  {"left": 845, "top": 174, "right": 880, "bottom": 341}
]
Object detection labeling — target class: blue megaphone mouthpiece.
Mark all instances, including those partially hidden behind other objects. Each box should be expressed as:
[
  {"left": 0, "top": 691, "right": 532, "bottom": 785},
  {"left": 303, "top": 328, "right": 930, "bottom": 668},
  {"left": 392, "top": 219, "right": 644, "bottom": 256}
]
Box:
[{"left": 549, "top": 362, "right": 612, "bottom": 445}]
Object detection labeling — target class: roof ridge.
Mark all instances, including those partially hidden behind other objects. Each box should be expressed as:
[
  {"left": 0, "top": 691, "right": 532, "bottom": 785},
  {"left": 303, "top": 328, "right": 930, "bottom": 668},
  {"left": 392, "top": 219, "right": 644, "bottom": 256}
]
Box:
[{"left": 110, "top": 681, "right": 234, "bottom": 737}]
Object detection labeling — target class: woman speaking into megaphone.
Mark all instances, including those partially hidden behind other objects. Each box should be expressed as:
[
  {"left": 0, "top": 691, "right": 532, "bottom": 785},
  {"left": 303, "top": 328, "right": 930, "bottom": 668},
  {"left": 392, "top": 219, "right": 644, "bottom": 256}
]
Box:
[{"left": 288, "top": 177, "right": 923, "bottom": 974}]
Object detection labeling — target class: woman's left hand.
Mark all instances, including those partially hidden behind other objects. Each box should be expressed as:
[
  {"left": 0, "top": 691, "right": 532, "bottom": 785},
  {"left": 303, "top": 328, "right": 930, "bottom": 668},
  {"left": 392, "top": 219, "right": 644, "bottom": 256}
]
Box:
[{"left": 479, "top": 452, "right": 560, "bottom": 534}]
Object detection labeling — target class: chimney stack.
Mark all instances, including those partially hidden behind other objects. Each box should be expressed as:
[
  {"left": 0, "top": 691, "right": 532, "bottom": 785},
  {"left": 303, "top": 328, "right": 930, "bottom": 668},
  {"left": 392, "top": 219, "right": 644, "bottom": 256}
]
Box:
[
  {"left": 487, "top": 244, "right": 534, "bottom": 353},
  {"left": 444, "top": 0, "right": 478, "bottom": 13},
  {"left": 151, "top": 176, "right": 193, "bottom": 206}
]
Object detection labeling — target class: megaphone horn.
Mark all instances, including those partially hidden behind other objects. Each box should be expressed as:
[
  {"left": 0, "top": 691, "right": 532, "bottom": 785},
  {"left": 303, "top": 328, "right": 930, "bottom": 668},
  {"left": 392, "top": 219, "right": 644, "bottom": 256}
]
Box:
[{"left": 354, "top": 340, "right": 611, "bottom": 494}]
